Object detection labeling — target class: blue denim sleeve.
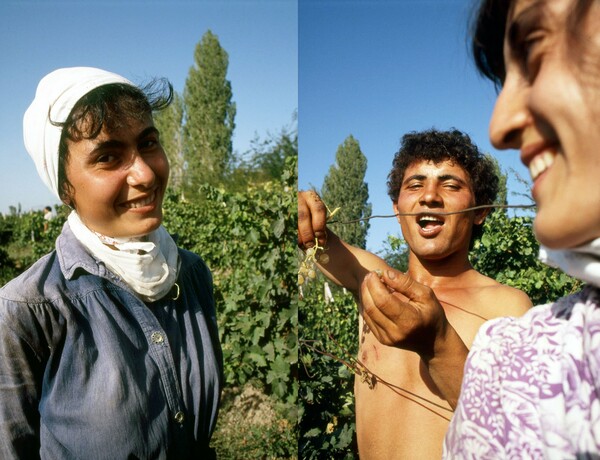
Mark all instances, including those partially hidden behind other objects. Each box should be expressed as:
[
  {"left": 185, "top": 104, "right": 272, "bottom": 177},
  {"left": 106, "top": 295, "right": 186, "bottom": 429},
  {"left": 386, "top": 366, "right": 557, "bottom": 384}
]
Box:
[{"left": 0, "top": 301, "right": 48, "bottom": 459}]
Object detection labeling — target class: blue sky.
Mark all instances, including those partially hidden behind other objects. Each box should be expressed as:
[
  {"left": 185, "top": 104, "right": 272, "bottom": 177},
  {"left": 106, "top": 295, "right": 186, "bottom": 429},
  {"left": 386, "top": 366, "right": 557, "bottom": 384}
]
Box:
[
  {"left": 0, "top": 0, "right": 297, "bottom": 215},
  {"left": 298, "top": 0, "right": 532, "bottom": 253}
]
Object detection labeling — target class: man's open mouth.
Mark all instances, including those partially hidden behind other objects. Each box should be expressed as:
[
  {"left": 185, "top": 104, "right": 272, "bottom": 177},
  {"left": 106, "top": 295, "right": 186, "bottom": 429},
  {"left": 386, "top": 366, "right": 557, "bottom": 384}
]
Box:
[{"left": 417, "top": 214, "right": 444, "bottom": 230}]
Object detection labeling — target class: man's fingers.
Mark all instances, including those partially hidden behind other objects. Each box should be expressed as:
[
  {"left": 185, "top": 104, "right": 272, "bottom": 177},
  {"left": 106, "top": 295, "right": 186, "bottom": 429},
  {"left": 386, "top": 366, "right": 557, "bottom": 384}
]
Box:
[
  {"left": 297, "top": 191, "right": 328, "bottom": 247},
  {"left": 297, "top": 197, "right": 315, "bottom": 246},
  {"left": 381, "top": 269, "right": 431, "bottom": 302},
  {"left": 361, "top": 273, "right": 406, "bottom": 343}
]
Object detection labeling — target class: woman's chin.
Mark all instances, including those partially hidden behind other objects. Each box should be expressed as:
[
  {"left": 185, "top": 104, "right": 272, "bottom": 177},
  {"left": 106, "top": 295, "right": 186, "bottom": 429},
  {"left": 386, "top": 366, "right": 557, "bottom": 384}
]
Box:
[{"left": 534, "top": 216, "right": 594, "bottom": 250}]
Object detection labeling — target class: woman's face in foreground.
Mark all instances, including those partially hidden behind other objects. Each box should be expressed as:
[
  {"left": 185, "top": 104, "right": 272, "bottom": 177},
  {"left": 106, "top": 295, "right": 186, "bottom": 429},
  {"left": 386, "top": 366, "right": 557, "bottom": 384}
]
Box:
[
  {"left": 489, "top": 0, "right": 600, "bottom": 249},
  {"left": 65, "top": 114, "right": 169, "bottom": 238}
]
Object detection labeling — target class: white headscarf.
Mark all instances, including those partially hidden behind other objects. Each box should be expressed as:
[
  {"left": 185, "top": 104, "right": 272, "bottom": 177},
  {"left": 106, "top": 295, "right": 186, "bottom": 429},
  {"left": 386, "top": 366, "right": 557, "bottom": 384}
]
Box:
[
  {"left": 23, "top": 67, "right": 132, "bottom": 199},
  {"left": 24, "top": 67, "right": 179, "bottom": 302}
]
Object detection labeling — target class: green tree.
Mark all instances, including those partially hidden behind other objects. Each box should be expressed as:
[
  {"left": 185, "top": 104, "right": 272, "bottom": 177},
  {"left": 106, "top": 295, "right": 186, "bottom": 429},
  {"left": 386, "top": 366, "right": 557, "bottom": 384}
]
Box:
[
  {"left": 248, "top": 113, "right": 297, "bottom": 183},
  {"left": 380, "top": 234, "right": 409, "bottom": 272},
  {"left": 489, "top": 154, "right": 508, "bottom": 205},
  {"left": 154, "top": 91, "right": 184, "bottom": 192},
  {"left": 229, "top": 112, "right": 297, "bottom": 190},
  {"left": 321, "top": 135, "right": 372, "bottom": 249},
  {"left": 183, "top": 30, "right": 236, "bottom": 194}
]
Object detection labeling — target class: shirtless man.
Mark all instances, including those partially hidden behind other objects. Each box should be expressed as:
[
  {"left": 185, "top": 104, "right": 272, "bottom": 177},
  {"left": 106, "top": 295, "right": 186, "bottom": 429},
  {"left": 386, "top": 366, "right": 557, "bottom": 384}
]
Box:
[{"left": 298, "top": 128, "right": 532, "bottom": 459}]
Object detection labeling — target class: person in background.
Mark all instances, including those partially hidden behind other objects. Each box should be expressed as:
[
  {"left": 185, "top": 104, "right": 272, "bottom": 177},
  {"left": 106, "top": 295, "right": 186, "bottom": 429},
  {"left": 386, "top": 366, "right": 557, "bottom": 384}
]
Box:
[
  {"left": 43, "top": 205, "right": 53, "bottom": 232},
  {"left": 298, "top": 128, "right": 531, "bottom": 459},
  {"left": 0, "top": 67, "right": 222, "bottom": 459}
]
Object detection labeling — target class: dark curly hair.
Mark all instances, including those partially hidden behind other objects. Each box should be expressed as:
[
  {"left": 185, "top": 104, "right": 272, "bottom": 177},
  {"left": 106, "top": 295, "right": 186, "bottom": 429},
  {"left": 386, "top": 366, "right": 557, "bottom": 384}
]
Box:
[
  {"left": 55, "top": 78, "right": 173, "bottom": 205},
  {"left": 386, "top": 128, "right": 499, "bottom": 245}
]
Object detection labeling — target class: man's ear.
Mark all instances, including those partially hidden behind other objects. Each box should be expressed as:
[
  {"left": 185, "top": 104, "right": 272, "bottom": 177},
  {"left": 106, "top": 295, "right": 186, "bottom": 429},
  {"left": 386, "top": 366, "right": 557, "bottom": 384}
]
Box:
[
  {"left": 392, "top": 201, "right": 401, "bottom": 223},
  {"left": 474, "top": 207, "right": 491, "bottom": 225}
]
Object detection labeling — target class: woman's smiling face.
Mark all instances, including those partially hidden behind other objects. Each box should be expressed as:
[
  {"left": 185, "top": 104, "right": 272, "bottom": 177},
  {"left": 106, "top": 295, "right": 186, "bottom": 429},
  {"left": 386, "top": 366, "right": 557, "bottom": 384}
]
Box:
[
  {"left": 64, "top": 114, "right": 169, "bottom": 238},
  {"left": 489, "top": 0, "right": 600, "bottom": 249}
]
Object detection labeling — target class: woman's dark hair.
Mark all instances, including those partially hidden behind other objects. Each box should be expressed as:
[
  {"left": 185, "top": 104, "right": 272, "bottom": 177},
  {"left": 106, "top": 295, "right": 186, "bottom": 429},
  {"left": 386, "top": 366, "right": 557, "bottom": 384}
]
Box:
[
  {"left": 386, "top": 128, "right": 499, "bottom": 245},
  {"left": 470, "top": 0, "right": 595, "bottom": 87},
  {"left": 470, "top": 0, "right": 511, "bottom": 88},
  {"left": 55, "top": 78, "right": 173, "bottom": 205}
]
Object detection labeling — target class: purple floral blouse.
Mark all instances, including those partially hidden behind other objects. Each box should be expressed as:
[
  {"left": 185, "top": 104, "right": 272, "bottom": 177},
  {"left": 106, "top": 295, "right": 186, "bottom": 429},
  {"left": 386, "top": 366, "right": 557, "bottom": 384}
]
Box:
[{"left": 444, "top": 286, "right": 600, "bottom": 459}]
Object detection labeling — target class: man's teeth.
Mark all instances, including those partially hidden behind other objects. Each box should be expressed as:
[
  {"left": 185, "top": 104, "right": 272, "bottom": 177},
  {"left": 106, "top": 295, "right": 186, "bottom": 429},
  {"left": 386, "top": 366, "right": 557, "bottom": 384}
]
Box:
[
  {"left": 125, "top": 193, "right": 154, "bottom": 208},
  {"left": 529, "top": 152, "right": 555, "bottom": 181},
  {"left": 418, "top": 216, "right": 443, "bottom": 227}
]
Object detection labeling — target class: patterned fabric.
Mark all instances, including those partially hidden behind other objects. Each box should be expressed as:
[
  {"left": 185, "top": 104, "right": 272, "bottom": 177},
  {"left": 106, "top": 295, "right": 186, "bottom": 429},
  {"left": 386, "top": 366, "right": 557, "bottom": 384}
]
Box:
[{"left": 443, "top": 286, "right": 600, "bottom": 459}]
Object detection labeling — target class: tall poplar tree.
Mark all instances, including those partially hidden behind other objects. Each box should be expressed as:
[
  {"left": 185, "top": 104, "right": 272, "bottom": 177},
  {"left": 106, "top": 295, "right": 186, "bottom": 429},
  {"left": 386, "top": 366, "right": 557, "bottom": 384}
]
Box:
[
  {"left": 154, "top": 92, "right": 184, "bottom": 192},
  {"left": 183, "top": 30, "right": 236, "bottom": 194},
  {"left": 321, "top": 135, "right": 372, "bottom": 249}
]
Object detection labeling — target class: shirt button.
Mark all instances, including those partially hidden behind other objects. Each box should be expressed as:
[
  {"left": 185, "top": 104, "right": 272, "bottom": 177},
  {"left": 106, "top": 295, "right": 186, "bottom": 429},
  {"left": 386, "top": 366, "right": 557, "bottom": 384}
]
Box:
[
  {"left": 150, "top": 331, "right": 164, "bottom": 344},
  {"left": 174, "top": 411, "right": 185, "bottom": 424}
]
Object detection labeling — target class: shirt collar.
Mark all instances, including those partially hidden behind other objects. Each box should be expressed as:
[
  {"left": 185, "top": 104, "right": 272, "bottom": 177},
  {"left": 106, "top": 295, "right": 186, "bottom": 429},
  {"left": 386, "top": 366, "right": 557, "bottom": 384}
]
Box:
[{"left": 56, "top": 222, "right": 111, "bottom": 280}]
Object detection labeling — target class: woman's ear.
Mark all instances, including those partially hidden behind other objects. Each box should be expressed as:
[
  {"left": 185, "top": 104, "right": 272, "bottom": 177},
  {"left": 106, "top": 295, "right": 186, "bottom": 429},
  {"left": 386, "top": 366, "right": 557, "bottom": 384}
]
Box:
[{"left": 60, "top": 187, "right": 75, "bottom": 210}]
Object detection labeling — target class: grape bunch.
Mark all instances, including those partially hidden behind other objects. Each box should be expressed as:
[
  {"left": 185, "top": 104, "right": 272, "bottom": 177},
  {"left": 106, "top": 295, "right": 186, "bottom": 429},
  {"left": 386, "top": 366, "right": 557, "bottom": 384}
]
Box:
[{"left": 298, "top": 238, "right": 329, "bottom": 286}]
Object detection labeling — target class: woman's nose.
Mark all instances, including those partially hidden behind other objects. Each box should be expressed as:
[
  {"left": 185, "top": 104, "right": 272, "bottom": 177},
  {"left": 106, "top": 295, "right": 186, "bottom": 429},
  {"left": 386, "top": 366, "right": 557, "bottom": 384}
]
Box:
[
  {"left": 489, "top": 73, "right": 531, "bottom": 150},
  {"left": 127, "top": 155, "right": 156, "bottom": 187}
]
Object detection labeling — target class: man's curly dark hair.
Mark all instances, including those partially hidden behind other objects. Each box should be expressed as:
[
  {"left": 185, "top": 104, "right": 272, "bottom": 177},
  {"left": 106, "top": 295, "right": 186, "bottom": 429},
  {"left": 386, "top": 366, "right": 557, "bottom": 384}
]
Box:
[{"left": 386, "top": 128, "right": 499, "bottom": 245}]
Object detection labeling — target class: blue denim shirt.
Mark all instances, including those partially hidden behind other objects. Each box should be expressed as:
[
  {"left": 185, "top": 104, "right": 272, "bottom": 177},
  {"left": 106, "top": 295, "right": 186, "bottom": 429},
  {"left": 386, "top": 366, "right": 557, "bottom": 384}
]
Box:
[{"left": 0, "top": 223, "right": 222, "bottom": 459}]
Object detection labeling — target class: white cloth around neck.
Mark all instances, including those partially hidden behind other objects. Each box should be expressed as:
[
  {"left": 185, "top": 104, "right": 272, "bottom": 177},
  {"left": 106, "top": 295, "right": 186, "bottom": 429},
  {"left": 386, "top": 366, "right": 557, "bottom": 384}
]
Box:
[
  {"left": 67, "top": 211, "right": 180, "bottom": 302},
  {"left": 539, "top": 238, "right": 600, "bottom": 288},
  {"left": 23, "top": 67, "right": 133, "bottom": 200}
]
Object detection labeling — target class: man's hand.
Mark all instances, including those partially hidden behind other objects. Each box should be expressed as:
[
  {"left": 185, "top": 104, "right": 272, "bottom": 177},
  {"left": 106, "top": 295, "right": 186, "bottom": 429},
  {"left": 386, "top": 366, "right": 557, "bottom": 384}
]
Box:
[
  {"left": 360, "top": 268, "right": 468, "bottom": 407},
  {"left": 298, "top": 190, "right": 328, "bottom": 249},
  {"left": 360, "top": 269, "right": 447, "bottom": 359}
]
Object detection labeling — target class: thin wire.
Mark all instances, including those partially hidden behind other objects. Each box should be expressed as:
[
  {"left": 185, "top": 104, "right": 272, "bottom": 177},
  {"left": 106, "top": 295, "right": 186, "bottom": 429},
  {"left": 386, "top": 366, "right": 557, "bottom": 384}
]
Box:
[{"left": 328, "top": 203, "right": 536, "bottom": 224}]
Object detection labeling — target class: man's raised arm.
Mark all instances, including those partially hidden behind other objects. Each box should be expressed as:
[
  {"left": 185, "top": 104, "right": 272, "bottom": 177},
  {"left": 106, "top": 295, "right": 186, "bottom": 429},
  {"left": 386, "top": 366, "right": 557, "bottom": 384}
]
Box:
[{"left": 297, "top": 190, "right": 390, "bottom": 296}]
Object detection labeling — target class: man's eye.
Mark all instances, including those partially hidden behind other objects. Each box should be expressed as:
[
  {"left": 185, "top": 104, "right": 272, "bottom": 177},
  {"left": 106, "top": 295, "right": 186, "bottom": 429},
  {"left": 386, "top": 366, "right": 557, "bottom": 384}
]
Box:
[{"left": 97, "top": 154, "right": 116, "bottom": 163}]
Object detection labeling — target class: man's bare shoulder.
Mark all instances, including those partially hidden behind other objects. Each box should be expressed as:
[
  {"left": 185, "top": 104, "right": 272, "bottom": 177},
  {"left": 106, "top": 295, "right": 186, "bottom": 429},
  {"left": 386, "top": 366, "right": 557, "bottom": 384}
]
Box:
[{"left": 472, "top": 272, "right": 532, "bottom": 318}]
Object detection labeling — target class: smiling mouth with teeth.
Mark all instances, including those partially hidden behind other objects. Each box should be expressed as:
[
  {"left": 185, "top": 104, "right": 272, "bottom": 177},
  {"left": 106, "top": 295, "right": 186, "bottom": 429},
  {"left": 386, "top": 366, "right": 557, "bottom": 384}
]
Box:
[
  {"left": 122, "top": 191, "right": 156, "bottom": 209},
  {"left": 529, "top": 152, "right": 555, "bottom": 181},
  {"left": 418, "top": 215, "right": 444, "bottom": 229}
]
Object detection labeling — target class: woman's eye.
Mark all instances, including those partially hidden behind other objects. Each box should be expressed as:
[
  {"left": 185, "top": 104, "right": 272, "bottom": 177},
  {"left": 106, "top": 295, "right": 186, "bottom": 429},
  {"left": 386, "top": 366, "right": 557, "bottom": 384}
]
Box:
[
  {"left": 520, "top": 32, "right": 545, "bottom": 77},
  {"left": 140, "top": 138, "right": 159, "bottom": 150}
]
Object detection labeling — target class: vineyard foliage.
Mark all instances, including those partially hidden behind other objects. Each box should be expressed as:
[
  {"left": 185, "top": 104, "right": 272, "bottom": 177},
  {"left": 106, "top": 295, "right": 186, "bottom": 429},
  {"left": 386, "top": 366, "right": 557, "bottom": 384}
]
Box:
[
  {"left": 299, "top": 282, "right": 358, "bottom": 459},
  {"left": 161, "top": 158, "right": 297, "bottom": 405},
  {"left": 472, "top": 209, "right": 582, "bottom": 305}
]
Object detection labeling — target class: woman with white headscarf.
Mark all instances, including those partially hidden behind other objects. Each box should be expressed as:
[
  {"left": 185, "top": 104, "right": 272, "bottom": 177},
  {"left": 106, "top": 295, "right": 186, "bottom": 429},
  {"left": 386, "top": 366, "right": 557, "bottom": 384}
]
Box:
[{"left": 0, "top": 67, "right": 222, "bottom": 459}]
